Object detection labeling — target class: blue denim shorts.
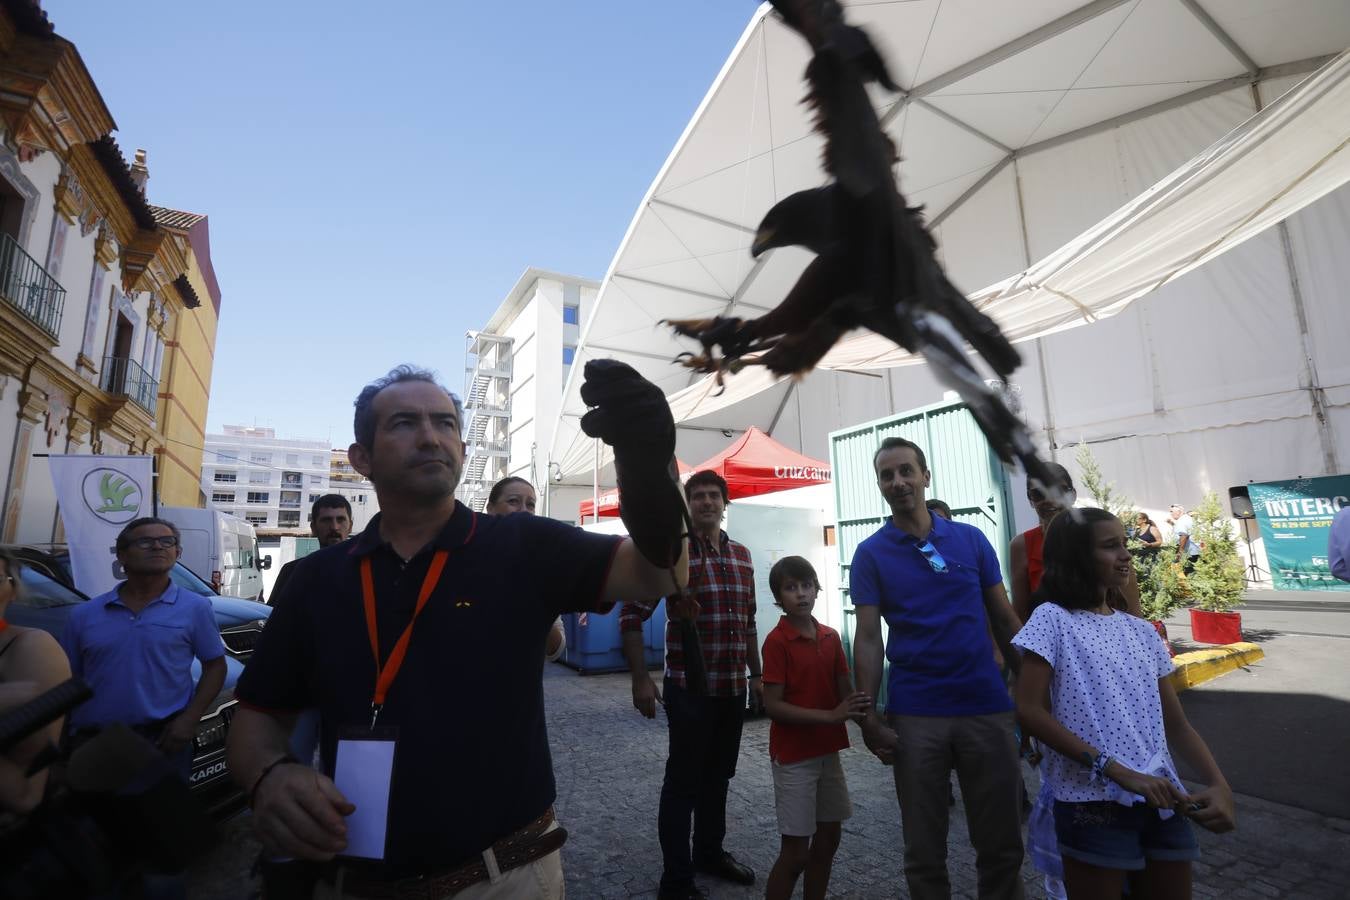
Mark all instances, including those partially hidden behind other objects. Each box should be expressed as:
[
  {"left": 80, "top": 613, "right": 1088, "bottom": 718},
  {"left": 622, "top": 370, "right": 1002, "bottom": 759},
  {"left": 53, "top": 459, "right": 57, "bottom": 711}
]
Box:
[{"left": 1053, "top": 801, "right": 1199, "bottom": 871}]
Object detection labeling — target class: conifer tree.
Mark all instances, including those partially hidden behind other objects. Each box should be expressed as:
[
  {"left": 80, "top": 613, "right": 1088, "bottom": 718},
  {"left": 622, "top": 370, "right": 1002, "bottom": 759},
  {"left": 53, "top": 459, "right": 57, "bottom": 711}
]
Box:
[{"left": 1189, "top": 492, "right": 1246, "bottom": 612}]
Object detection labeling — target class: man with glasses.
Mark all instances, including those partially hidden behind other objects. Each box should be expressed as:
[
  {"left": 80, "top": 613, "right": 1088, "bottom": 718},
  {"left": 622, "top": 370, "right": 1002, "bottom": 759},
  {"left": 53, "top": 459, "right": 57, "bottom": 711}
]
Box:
[
  {"left": 850, "top": 438, "right": 1025, "bottom": 900},
  {"left": 59, "top": 517, "right": 227, "bottom": 774}
]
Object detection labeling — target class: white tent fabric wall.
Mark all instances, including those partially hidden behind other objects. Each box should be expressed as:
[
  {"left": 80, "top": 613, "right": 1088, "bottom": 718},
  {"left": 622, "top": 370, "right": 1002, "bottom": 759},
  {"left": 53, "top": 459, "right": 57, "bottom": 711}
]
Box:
[{"left": 549, "top": 1, "right": 1350, "bottom": 578}]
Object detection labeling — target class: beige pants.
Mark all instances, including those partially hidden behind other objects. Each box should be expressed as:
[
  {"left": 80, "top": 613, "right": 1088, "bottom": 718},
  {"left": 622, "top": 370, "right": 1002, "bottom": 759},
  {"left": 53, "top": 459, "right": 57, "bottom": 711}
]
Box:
[{"left": 314, "top": 822, "right": 565, "bottom": 900}]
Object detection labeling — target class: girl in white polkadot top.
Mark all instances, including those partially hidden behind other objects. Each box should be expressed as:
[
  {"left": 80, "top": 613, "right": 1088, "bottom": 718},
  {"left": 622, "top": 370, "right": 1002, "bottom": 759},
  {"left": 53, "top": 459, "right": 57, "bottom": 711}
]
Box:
[{"left": 1013, "top": 508, "right": 1235, "bottom": 900}]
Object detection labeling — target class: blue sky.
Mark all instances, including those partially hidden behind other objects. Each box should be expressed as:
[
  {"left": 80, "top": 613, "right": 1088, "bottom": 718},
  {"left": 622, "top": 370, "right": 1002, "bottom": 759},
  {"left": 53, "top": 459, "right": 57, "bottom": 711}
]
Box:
[{"left": 46, "top": 0, "right": 758, "bottom": 448}]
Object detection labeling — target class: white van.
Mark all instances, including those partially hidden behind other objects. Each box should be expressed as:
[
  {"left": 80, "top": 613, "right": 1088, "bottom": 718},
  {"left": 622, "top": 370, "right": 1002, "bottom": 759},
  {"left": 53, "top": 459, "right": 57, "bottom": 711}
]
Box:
[{"left": 159, "top": 506, "right": 269, "bottom": 601}]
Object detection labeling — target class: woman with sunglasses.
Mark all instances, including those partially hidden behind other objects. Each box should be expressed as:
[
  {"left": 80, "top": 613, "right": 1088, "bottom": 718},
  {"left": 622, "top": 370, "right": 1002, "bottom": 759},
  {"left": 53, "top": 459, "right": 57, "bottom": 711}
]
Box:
[
  {"left": 1011, "top": 464, "right": 1075, "bottom": 623},
  {"left": 1013, "top": 508, "right": 1235, "bottom": 899},
  {"left": 0, "top": 548, "right": 73, "bottom": 816},
  {"left": 1011, "top": 466, "right": 1141, "bottom": 623}
]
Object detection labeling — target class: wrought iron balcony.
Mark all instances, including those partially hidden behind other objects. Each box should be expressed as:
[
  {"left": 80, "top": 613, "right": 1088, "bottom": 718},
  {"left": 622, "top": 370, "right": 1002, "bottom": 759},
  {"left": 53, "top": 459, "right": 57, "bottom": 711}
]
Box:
[
  {"left": 102, "top": 356, "right": 158, "bottom": 417},
  {"left": 0, "top": 232, "right": 66, "bottom": 339}
]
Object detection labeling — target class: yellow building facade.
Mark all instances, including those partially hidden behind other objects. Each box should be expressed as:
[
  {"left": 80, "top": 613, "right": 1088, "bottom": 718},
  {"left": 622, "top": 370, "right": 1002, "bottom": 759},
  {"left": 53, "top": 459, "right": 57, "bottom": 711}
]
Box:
[
  {"left": 0, "top": 3, "right": 223, "bottom": 541},
  {"left": 150, "top": 208, "right": 221, "bottom": 508}
]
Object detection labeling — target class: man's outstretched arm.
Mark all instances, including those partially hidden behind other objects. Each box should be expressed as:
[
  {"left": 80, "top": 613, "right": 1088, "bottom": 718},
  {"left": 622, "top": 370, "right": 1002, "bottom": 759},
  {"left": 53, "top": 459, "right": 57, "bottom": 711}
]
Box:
[{"left": 604, "top": 539, "right": 688, "bottom": 607}]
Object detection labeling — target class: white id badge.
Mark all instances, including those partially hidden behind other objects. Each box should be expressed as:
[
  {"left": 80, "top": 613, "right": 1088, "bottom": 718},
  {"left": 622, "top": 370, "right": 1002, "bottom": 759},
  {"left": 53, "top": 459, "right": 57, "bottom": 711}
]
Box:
[{"left": 333, "top": 730, "right": 397, "bottom": 860}]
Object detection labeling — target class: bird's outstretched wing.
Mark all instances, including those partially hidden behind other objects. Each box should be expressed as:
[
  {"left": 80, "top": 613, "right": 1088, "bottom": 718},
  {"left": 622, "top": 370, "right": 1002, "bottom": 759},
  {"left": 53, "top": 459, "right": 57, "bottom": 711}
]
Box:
[{"left": 665, "top": 0, "right": 1064, "bottom": 501}]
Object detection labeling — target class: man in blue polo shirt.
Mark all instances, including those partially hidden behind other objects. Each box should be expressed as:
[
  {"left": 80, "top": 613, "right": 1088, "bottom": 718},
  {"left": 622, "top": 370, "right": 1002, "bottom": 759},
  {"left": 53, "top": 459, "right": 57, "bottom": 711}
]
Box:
[
  {"left": 851, "top": 437, "right": 1024, "bottom": 900},
  {"left": 60, "top": 516, "right": 227, "bottom": 776}
]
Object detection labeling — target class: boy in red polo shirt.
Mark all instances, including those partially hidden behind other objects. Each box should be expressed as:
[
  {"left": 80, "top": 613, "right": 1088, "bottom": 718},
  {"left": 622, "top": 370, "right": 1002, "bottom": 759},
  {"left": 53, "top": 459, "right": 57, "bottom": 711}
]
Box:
[{"left": 761, "top": 556, "right": 871, "bottom": 900}]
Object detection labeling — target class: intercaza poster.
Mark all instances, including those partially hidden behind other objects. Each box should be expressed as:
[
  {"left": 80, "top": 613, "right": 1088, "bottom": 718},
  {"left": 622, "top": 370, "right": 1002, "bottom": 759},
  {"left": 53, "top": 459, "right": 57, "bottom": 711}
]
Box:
[{"left": 1248, "top": 475, "right": 1350, "bottom": 591}]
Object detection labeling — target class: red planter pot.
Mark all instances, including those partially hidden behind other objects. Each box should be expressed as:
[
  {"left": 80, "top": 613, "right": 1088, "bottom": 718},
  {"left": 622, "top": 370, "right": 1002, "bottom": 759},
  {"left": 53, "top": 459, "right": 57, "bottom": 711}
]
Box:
[{"left": 1189, "top": 608, "right": 1242, "bottom": 644}]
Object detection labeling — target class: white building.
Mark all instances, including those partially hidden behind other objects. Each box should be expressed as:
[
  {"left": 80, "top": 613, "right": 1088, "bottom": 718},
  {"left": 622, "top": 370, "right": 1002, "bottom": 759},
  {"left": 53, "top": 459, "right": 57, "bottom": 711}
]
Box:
[
  {"left": 458, "top": 268, "right": 599, "bottom": 520},
  {"left": 330, "top": 448, "right": 378, "bottom": 534},
  {"left": 201, "top": 426, "right": 331, "bottom": 534}
]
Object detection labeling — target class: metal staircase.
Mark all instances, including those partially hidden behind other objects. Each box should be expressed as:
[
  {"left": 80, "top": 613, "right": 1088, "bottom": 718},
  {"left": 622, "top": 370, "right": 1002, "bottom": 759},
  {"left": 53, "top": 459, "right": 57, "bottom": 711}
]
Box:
[{"left": 457, "top": 332, "right": 513, "bottom": 511}]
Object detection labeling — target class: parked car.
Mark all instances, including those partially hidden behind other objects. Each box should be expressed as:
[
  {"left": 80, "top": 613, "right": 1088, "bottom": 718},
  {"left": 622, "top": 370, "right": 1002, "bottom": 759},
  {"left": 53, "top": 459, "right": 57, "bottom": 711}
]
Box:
[{"left": 3, "top": 545, "right": 271, "bottom": 818}]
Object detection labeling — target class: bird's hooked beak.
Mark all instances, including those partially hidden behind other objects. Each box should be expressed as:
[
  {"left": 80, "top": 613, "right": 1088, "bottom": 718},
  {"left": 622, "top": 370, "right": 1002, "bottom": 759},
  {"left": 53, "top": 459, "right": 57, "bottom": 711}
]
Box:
[{"left": 751, "top": 223, "right": 776, "bottom": 258}]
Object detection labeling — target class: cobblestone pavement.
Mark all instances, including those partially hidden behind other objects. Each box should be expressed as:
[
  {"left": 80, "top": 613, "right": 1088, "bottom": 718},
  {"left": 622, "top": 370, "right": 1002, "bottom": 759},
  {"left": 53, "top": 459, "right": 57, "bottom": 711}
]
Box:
[{"left": 190, "top": 663, "right": 1350, "bottom": 898}]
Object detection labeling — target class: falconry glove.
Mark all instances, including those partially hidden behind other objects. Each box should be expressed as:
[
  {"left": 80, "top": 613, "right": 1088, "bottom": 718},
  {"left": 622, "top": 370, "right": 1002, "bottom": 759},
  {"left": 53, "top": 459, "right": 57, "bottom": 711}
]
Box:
[{"left": 579, "top": 359, "right": 690, "bottom": 570}]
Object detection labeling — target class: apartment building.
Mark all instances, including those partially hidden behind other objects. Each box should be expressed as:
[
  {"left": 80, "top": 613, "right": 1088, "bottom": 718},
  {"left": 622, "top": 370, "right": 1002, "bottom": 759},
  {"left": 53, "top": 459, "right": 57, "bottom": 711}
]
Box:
[
  {"left": 201, "top": 426, "right": 330, "bottom": 534},
  {"left": 329, "top": 448, "right": 377, "bottom": 534}
]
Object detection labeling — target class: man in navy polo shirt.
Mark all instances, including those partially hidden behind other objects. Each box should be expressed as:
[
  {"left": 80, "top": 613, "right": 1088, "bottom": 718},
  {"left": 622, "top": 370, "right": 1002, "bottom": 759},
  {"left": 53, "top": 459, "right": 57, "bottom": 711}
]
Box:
[
  {"left": 228, "top": 363, "right": 689, "bottom": 899},
  {"left": 851, "top": 437, "right": 1025, "bottom": 900},
  {"left": 60, "top": 516, "right": 227, "bottom": 774}
]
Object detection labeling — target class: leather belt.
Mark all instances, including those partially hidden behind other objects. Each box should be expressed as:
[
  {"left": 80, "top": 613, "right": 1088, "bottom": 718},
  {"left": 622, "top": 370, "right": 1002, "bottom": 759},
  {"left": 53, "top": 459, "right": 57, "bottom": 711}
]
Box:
[{"left": 332, "top": 807, "right": 565, "bottom": 899}]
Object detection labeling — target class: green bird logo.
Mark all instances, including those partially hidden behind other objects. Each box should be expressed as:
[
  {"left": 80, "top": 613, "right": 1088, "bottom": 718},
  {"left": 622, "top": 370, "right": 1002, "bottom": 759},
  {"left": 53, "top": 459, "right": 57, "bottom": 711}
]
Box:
[
  {"left": 95, "top": 472, "right": 138, "bottom": 513},
  {"left": 80, "top": 465, "right": 144, "bottom": 524}
]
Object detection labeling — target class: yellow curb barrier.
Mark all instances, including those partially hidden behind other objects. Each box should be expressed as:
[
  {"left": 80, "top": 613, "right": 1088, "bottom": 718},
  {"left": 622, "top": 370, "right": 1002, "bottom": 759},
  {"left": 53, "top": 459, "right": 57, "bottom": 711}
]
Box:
[{"left": 1167, "top": 642, "right": 1264, "bottom": 693}]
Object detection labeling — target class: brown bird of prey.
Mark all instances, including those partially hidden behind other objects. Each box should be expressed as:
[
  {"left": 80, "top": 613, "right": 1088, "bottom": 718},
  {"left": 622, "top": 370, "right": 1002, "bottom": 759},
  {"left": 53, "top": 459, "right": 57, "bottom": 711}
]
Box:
[{"left": 666, "top": 0, "right": 1065, "bottom": 496}]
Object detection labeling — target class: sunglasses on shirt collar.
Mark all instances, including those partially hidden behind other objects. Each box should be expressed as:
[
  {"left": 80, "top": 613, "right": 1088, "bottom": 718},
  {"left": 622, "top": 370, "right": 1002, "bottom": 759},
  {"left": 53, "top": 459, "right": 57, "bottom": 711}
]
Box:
[{"left": 915, "top": 539, "right": 948, "bottom": 574}]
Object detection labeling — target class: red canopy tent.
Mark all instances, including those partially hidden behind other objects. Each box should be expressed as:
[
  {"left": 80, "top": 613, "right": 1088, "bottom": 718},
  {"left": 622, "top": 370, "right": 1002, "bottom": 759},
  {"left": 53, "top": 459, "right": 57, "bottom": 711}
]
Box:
[
  {"left": 578, "top": 429, "right": 831, "bottom": 519},
  {"left": 578, "top": 458, "right": 695, "bottom": 520},
  {"left": 692, "top": 427, "right": 831, "bottom": 500}
]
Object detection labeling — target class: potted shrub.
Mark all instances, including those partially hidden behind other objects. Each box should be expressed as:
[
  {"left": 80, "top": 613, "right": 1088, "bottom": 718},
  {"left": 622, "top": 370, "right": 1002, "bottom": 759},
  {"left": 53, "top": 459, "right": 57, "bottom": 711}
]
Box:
[
  {"left": 1185, "top": 492, "right": 1247, "bottom": 644},
  {"left": 1134, "top": 543, "right": 1188, "bottom": 656}
]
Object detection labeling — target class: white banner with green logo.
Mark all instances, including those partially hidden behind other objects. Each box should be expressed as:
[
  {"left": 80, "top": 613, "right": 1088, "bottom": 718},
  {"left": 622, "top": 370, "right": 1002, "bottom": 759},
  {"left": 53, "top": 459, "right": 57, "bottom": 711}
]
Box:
[{"left": 49, "top": 454, "right": 153, "bottom": 597}]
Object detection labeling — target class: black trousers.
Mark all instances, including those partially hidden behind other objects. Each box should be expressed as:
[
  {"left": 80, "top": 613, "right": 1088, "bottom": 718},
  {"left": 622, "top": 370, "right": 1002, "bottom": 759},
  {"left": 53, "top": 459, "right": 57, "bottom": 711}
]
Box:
[{"left": 657, "top": 678, "right": 745, "bottom": 889}]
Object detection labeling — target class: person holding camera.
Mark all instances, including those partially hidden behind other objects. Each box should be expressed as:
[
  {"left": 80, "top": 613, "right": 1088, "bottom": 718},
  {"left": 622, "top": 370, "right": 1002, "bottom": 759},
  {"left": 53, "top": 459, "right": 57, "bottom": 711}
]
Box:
[{"left": 0, "top": 548, "right": 72, "bottom": 816}]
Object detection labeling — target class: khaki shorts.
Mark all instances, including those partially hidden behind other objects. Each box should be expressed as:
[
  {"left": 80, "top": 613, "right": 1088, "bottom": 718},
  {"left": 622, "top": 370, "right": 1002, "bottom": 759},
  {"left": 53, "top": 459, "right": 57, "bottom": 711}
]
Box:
[{"left": 771, "top": 751, "right": 852, "bottom": 837}]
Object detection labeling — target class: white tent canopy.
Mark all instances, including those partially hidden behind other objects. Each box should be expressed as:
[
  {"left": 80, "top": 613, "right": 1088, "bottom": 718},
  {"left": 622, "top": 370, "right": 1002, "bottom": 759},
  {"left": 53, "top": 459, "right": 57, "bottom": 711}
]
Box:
[{"left": 551, "top": 0, "right": 1350, "bottom": 481}]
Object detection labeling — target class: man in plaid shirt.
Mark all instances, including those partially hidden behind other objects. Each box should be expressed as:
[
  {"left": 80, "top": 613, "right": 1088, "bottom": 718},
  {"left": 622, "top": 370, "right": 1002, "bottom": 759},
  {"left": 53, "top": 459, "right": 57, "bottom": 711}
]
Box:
[{"left": 621, "top": 470, "right": 763, "bottom": 900}]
